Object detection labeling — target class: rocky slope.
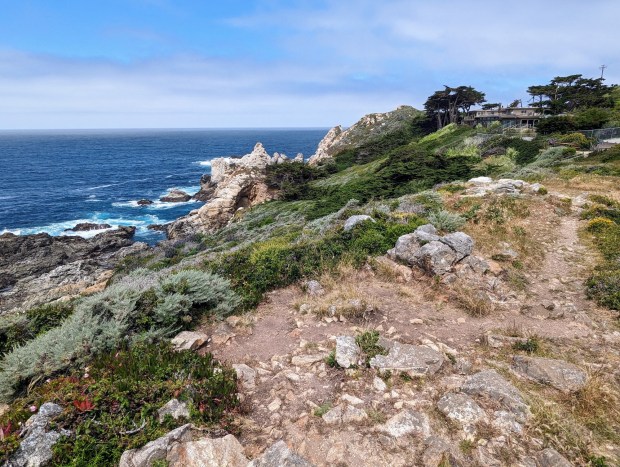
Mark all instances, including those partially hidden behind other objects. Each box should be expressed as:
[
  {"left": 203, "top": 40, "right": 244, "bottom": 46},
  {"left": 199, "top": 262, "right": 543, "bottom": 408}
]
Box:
[
  {"left": 0, "top": 227, "right": 144, "bottom": 313},
  {"left": 308, "top": 105, "right": 423, "bottom": 165}
]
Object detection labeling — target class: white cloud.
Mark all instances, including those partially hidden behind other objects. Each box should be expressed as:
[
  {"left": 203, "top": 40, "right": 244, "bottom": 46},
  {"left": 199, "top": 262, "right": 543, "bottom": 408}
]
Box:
[{"left": 0, "top": 1, "right": 618, "bottom": 128}]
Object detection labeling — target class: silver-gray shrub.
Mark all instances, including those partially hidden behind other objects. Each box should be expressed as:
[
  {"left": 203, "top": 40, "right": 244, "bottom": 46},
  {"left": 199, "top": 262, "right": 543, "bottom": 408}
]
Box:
[
  {"left": 428, "top": 210, "right": 466, "bottom": 233},
  {"left": 0, "top": 269, "right": 238, "bottom": 401}
]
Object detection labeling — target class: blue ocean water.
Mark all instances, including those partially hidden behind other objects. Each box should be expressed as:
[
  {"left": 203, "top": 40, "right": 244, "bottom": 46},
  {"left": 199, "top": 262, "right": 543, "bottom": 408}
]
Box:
[{"left": 0, "top": 129, "right": 326, "bottom": 243}]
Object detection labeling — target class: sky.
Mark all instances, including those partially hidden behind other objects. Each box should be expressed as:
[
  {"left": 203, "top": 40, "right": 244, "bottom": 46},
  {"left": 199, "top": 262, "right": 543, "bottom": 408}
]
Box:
[{"left": 0, "top": 0, "right": 618, "bottom": 129}]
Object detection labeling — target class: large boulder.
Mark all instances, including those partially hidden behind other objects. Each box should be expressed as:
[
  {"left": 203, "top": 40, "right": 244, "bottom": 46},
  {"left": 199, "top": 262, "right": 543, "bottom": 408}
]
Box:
[
  {"left": 369, "top": 341, "right": 443, "bottom": 377},
  {"left": 166, "top": 435, "right": 248, "bottom": 467},
  {"left": 512, "top": 356, "right": 588, "bottom": 393},
  {"left": 160, "top": 189, "right": 191, "bottom": 203},
  {"left": 9, "top": 402, "right": 69, "bottom": 467},
  {"left": 462, "top": 370, "right": 530, "bottom": 421},
  {"left": 439, "top": 232, "right": 474, "bottom": 261},
  {"left": 437, "top": 393, "right": 486, "bottom": 431},
  {"left": 413, "top": 241, "right": 458, "bottom": 276},
  {"left": 119, "top": 424, "right": 193, "bottom": 467}
]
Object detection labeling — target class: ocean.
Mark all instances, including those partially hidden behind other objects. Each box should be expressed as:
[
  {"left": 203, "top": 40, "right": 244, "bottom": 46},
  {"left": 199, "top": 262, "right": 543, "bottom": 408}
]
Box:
[{"left": 0, "top": 129, "right": 327, "bottom": 244}]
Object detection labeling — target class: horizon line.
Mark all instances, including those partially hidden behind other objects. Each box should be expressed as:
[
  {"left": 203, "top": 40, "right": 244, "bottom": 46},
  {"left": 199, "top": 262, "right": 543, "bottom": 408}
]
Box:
[{"left": 0, "top": 126, "right": 333, "bottom": 132}]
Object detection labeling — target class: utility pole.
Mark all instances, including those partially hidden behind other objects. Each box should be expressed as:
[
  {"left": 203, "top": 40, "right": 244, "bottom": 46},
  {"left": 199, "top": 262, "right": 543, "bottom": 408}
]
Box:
[{"left": 600, "top": 64, "right": 607, "bottom": 79}]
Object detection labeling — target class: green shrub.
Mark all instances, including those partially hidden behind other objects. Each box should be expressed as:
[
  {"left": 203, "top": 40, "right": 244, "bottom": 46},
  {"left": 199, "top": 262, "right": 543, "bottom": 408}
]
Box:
[
  {"left": 498, "top": 138, "right": 545, "bottom": 165},
  {"left": 265, "top": 162, "right": 328, "bottom": 200},
  {"left": 0, "top": 269, "right": 239, "bottom": 402},
  {"left": 556, "top": 132, "right": 592, "bottom": 149},
  {"left": 211, "top": 216, "right": 426, "bottom": 309},
  {"left": 355, "top": 331, "right": 388, "bottom": 367},
  {"left": 428, "top": 210, "right": 466, "bottom": 232},
  {"left": 0, "top": 343, "right": 237, "bottom": 466},
  {"left": 0, "top": 301, "right": 74, "bottom": 357},
  {"left": 536, "top": 116, "right": 577, "bottom": 135}
]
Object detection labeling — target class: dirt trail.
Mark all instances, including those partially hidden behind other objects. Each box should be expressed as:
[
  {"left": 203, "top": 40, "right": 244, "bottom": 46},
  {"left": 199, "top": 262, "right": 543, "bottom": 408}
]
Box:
[{"left": 197, "top": 189, "right": 620, "bottom": 466}]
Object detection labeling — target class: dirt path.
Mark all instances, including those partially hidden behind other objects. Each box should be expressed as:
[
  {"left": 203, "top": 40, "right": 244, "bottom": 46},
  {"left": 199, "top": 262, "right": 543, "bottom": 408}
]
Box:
[{"left": 197, "top": 189, "right": 620, "bottom": 466}]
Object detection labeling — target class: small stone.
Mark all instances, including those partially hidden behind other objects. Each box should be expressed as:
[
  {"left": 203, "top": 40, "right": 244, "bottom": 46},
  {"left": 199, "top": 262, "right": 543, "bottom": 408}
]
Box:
[
  {"left": 157, "top": 399, "right": 190, "bottom": 422},
  {"left": 410, "top": 318, "right": 424, "bottom": 325},
  {"left": 233, "top": 364, "right": 257, "bottom": 389},
  {"left": 303, "top": 280, "right": 325, "bottom": 297},
  {"left": 373, "top": 377, "right": 388, "bottom": 392},
  {"left": 378, "top": 409, "right": 431, "bottom": 438},
  {"left": 335, "top": 336, "right": 362, "bottom": 369},
  {"left": 171, "top": 331, "right": 210, "bottom": 351},
  {"left": 341, "top": 394, "right": 364, "bottom": 406},
  {"left": 267, "top": 398, "right": 282, "bottom": 412}
]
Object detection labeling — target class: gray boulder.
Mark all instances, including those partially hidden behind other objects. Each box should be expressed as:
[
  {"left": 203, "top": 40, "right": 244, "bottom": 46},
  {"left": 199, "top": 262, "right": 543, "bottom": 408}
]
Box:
[
  {"left": 8, "top": 402, "right": 68, "bottom": 467},
  {"left": 536, "top": 448, "right": 573, "bottom": 467},
  {"left": 335, "top": 336, "right": 362, "bottom": 369},
  {"left": 462, "top": 370, "right": 529, "bottom": 422},
  {"left": 248, "top": 440, "right": 315, "bottom": 467},
  {"left": 160, "top": 189, "right": 191, "bottom": 203},
  {"left": 512, "top": 356, "right": 587, "bottom": 393},
  {"left": 378, "top": 409, "right": 431, "bottom": 438},
  {"left": 119, "top": 424, "right": 193, "bottom": 467},
  {"left": 391, "top": 233, "right": 421, "bottom": 265},
  {"left": 413, "top": 240, "right": 458, "bottom": 275},
  {"left": 233, "top": 363, "right": 257, "bottom": 390},
  {"left": 369, "top": 341, "right": 443, "bottom": 377},
  {"left": 321, "top": 404, "right": 368, "bottom": 425},
  {"left": 303, "top": 279, "right": 324, "bottom": 297},
  {"left": 412, "top": 224, "right": 441, "bottom": 244},
  {"left": 343, "top": 215, "right": 375, "bottom": 232},
  {"left": 440, "top": 232, "right": 474, "bottom": 261},
  {"left": 437, "top": 393, "right": 486, "bottom": 429}
]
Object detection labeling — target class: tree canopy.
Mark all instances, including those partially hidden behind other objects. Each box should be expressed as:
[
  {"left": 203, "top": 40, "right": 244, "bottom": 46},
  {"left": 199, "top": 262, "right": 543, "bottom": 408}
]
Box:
[
  {"left": 424, "top": 85, "right": 486, "bottom": 129},
  {"left": 527, "top": 75, "right": 616, "bottom": 115}
]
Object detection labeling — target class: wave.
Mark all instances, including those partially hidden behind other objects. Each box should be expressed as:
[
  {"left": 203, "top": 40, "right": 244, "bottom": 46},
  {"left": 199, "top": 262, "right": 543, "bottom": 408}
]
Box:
[
  {"left": 112, "top": 198, "right": 201, "bottom": 210},
  {"left": 1, "top": 213, "right": 166, "bottom": 239},
  {"left": 197, "top": 160, "right": 212, "bottom": 167}
]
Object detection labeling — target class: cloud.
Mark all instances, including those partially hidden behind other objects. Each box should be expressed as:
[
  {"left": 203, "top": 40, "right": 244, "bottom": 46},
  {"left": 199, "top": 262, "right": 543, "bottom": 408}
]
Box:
[{"left": 0, "top": 1, "right": 618, "bottom": 128}]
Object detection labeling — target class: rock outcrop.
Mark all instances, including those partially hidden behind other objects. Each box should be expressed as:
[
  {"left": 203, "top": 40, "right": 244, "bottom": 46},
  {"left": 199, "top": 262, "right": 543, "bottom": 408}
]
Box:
[
  {"left": 0, "top": 227, "right": 140, "bottom": 314},
  {"left": 512, "top": 356, "right": 588, "bottom": 393},
  {"left": 389, "top": 224, "right": 477, "bottom": 276},
  {"left": 308, "top": 105, "right": 422, "bottom": 165},
  {"left": 160, "top": 189, "right": 191, "bottom": 203},
  {"left": 167, "top": 143, "right": 281, "bottom": 239},
  {"left": 64, "top": 222, "right": 112, "bottom": 232}
]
